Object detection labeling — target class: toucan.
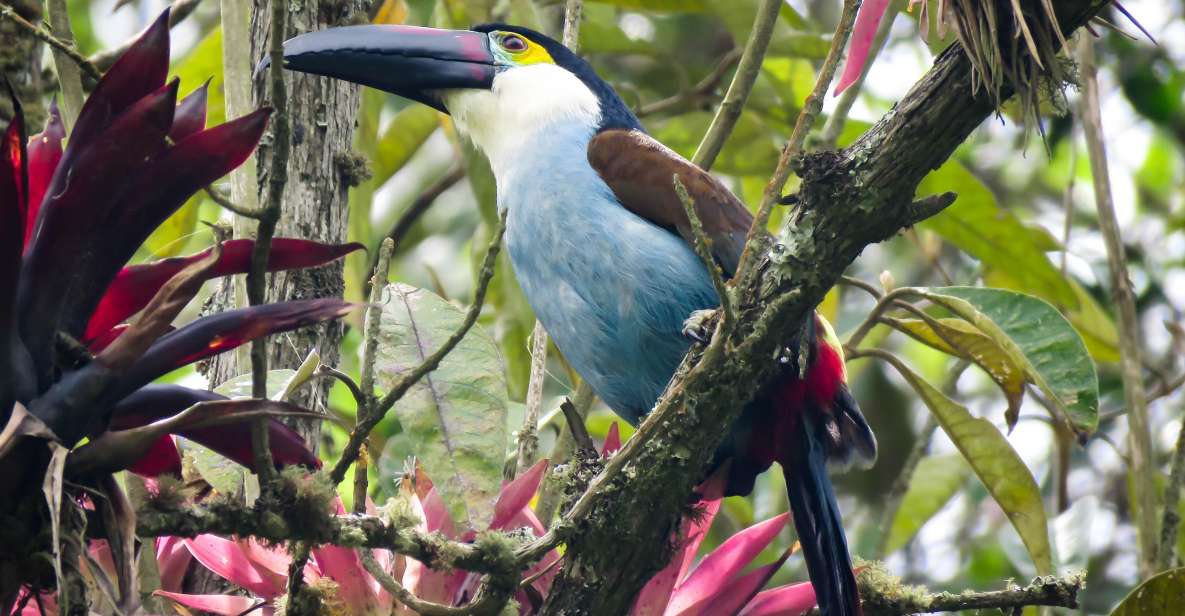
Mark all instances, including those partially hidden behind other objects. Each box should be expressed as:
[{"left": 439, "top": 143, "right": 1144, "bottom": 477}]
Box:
[{"left": 274, "top": 23, "right": 877, "bottom": 616}]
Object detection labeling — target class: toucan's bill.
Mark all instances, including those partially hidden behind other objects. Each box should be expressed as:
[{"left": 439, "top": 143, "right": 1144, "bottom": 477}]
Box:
[{"left": 262, "top": 25, "right": 496, "bottom": 111}]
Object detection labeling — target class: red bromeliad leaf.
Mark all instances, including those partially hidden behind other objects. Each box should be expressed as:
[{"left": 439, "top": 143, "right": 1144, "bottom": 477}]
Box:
[
  {"left": 111, "top": 298, "right": 354, "bottom": 399},
  {"left": 126, "top": 434, "right": 182, "bottom": 476},
  {"left": 109, "top": 385, "right": 320, "bottom": 474},
  {"left": 154, "top": 591, "right": 263, "bottom": 616},
  {"left": 671, "top": 552, "right": 790, "bottom": 616},
  {"left": 632, "top": 469, "right": 728, "bottom": 616},
  {"left": 85, "top": 238, "right": 363, "bottom": 341},
  {"left": 310, "top": 545, "right": 384, "bottom": 614},
  {"left": 666, "top": 513, "right": 791, "bottom": 615},
  {"left": 19, "top": 79, "right": 180, "bottom": 376},
  {"left": 834, "top": 0, "right": 892, "bottom": 95},
  {"left": 736, "top": 581, "right": 817, "bottom": 616},
  {"left": 67, "top": 10, "right": 170, "bottom": 153},
  {"left": 24, "top": 102, "right": 64, "bottom": 248},
  {"left": 183, "top": 534, "right": 283, "bottom": 598},
  {"left": 86, "top": 324, "right": 134, "bottom": 354},
  {"left": 1, "top": 98, "right": 26, "bottom": 417},
  {"left": 491, "top": 458, "right": 548, "bottom": 530},
  {"left": 97, "top": 239, "right": 223, "bottom": 371},
  {"left": 68, "top": 397, "right": 321, "bottom": 476},
  {"left": 170, "top": 81, "right": 209, "bottom": 142},
  {"left": 156, "top": 536, "right": 192, "bottom": 592},
  {"left": 55, "top": 106, "right": 272, "bottom": 344}
]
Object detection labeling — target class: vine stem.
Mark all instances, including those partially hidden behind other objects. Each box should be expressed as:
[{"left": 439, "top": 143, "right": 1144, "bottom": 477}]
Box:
[
  {"left": 691, "top": 0, "right": 783, "bottom": 170},
  {"left": 733, "top": 0, "right": 863, "bottom": 285},
  {"left": 1078, "top": 34, "right": 1158, "bottom": 577}
]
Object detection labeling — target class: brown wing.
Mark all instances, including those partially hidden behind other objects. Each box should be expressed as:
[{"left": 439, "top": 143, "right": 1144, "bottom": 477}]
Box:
[{"left": 588, "top": 129, "right": 752, "bottom": 276}]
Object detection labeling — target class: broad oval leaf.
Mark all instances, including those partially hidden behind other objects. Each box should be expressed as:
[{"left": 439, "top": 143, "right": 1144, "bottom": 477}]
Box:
[
  {"left": 885, "top": 453, "right": 970, "bottom": 554},
  {"left": 1110, "top": 567, "right": 1185, "bottom": 616},
  {"left": 873, "top": 352, "right": 1054, "bottom": 576},
  {"left": 914, "top": 287, "right": 1100, "bottom": 435},
  {"left": 375, "top": 283, "right": 509, "bottom": 529},
  {"left": 887, "top": 317, "right": 1026, "bottom": 429}
]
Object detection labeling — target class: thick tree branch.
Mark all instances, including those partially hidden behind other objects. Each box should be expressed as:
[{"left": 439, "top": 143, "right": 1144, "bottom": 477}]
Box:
[{"left": 537, "top": 2, "right": 1109, "bottom": 613}]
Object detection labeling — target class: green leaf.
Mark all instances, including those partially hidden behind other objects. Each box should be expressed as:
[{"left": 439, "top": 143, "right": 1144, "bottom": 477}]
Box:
[
  {"left": 885, "top": 453, "right": 970, "bottom": 554},
  {"left": 170, "top": 28, "right": 225, "bottom": 126},
  {"left": 887, "top": 316, "right": 1026, "bottom": 429},
  {"left": 140, "top": 195, "right": 201, "bottom": 258},
  {"left": 373, "top": 105, "right": 440, "bottom": 185},
  {"left": 918, "top": 161, "right": 1079, "bottom": 308},
  {"left": 874, "top": 352, "right": 1054, "bottom": 576},
  {"left": 213, "top": 369, "right": 298, "bottom": 400},
  {"left": 915, "top": 287, "right": 1100, "bottom": 435},
  {"left": 1110, "top": 567, "right": 1185, "bottom": 615},
  {"left": 983, "top": 268, "right": 1120, "bottom": 363},
  {"left": 375, "top": 282, "right": 509, "bottom": 528},
  {"left": 651, "top": 111, "right": 780, "bottom": 175}
]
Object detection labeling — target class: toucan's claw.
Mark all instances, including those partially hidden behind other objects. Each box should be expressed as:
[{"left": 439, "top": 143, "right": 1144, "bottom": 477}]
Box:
[{"left": 682, "top": 309, "right": 716, "bottom": 344}]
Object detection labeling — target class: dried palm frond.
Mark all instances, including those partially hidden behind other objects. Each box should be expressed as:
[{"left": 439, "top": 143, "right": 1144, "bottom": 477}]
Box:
[{"left": 914, "top": 0, "right": 1151, "bottom": 142}]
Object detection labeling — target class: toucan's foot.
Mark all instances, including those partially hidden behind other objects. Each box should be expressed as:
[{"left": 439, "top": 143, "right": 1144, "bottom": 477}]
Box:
[{"left": 682, "top": 309, "right": 717, "bottom": 343}]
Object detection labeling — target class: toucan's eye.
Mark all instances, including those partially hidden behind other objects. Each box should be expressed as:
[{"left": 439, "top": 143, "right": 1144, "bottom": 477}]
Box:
[{"left": 500, "top": 34, "right": 529, "bottom": 53}]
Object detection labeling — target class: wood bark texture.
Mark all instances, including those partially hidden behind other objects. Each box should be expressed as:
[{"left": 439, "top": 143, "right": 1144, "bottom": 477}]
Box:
[{"left": 205, "top": 0, "right": 366, "bottom": 445}]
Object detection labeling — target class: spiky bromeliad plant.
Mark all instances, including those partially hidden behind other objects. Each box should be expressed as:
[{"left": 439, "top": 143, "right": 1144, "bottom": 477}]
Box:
[
  {"left": 0, "top": 10, "right": 359, "bottom": 609},
  {"left": 155, "top": 426, "right": 820, "bottom": 616}
]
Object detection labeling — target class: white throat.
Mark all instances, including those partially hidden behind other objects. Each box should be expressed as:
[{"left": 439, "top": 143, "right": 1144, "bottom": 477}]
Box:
[{"left": 443, "top": 64, "right": 601, "bottom": 179}]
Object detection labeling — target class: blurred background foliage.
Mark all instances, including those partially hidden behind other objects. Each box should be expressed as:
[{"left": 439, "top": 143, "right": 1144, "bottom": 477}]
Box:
[{"left": 52, "top": 0, "right": 1185, "bottom": 613}]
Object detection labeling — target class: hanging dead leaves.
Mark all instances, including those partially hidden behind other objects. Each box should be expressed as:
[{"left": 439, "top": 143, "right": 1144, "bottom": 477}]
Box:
[{"left": 913, "top": 0, "right": 1151, "bottom": 140}]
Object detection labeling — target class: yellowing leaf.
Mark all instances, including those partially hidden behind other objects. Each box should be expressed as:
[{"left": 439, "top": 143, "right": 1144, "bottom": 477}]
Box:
[
  {"left": 907, "top": 287, "right": 1100, "bottom": 436},
  {"left": 888, "top": 316, "right": 1026, "bottom": 429},
  {"left": 873, "top": 352, "right": 1053, "bottom": 576}
]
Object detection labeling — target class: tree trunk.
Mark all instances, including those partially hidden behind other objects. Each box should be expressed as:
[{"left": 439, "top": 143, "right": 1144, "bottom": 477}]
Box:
[
  {"left": 205, "top": 0, "right": 365, "bottom": 444},
  {"left": 0, "top": 0, "right": 46, "bottom": 127}
]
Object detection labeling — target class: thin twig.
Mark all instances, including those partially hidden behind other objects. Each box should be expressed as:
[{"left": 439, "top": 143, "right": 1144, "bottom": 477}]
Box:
[
  {"left": 330, "top": 213, "right": 507, "bottom": 485},
  {"left": 204, "top": 185, "right": 264, "bottom": 219},
  {"left": 245, "top": 0, "right": 293, "bottom": 483},
  {"left": 637, "top": 49, "right": 742, "bottom": 118},
  {"left": 89, "top": 0, "right": 204, "bottom": 71},
  {"left": 0, "top": 4, "right": 101, "bottom": 83},
  {"left": 673, "top": 176, "right": 733, "bottom": 333},
  {"left": 559, "top": 397, "right": 596, "bottom": 456},
  {"left": 560, "top": 0, "right": 583, "bottom": 50},
  {"left": 861, "top": 569, "right": 1084, "bottom": 614},
  {"left": 284, "top": 542, "right": 312, "bottom": 612},
  {"left": 733, "top": 0, "right": 862, "bottom": 283},
  {"left": 352, "top": 238, "right": 392, "bottom": 512},
  {"left": 133, "top": 503, "right": 514, "bottom": 575},
  {"left": 1078, "top": 34, "right": 1158, "bottom": 576},
  {"left": 515, "top": 321, "right": 549, "bottom": 478},
  {"left": 691, "top": 0, "right": 782, "bottom": 170},
  {"left": 534, "top": 380, "right": 595, "bottom": 524}
]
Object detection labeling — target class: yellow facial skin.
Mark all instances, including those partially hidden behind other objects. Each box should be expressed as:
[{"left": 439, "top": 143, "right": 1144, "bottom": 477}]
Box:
[{"left": 491, "top": 31, "right": 555, "bottom": 66}]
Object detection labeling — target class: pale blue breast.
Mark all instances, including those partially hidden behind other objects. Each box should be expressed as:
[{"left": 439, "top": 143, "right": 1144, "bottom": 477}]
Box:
[{"left": 496, "top": 121, "right": 718, "bottom": 423}]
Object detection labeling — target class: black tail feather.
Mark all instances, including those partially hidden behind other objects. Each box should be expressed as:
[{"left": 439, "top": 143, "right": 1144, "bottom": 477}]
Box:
[{"left": 782, "top": 415, "right": 862, "bottom": 616}]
